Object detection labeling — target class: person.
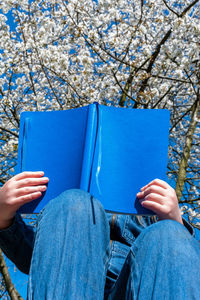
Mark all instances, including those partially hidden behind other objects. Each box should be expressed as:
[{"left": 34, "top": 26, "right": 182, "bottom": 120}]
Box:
[{"left": 0, "top": 171, "right": 199, "bottom": 299}]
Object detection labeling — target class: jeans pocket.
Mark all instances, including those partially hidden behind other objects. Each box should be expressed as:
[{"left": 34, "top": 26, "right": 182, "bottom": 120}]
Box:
[
  {"left": 121, "top": 215, "right": 148, "bottom": 245},
  {"left": 105, "top": 240, "right": 130, "bottom": 297}
]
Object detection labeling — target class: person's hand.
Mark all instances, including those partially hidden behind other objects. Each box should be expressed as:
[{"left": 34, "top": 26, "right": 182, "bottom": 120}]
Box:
[
  {"left": 137, "top": 179, "right": 183, "bottom": 224},
  {"left": 0, "top": 171, "right": 49, "bottom": 229}
]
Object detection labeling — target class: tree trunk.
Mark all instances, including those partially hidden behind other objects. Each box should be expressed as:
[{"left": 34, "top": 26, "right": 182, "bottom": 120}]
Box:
[
  {"left": 175, "top": 98, "right": 200, "bottom": 201},
  {"left": 0, "top": 249, "right": 23, "bottom": 300}
]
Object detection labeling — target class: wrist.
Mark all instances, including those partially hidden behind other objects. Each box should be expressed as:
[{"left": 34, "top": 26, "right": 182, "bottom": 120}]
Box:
[{"left": 158, "top": 213, "right": 183, "bottom": 225}]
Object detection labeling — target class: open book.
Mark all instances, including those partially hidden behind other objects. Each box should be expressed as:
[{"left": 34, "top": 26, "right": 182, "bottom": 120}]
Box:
[{"left": 17, "top": 103, "right": 170, "bottom": 214}]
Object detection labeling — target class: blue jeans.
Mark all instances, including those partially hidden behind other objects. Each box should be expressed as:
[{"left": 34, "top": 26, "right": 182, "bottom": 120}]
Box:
[{"left": 27, "top": 189, "right": 200, "bottom": 299}]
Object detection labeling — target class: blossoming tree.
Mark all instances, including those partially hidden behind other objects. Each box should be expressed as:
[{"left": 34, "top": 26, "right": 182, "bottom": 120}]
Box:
[
  {"left": 0, "top": 0, "right": 199, "bottom": 296},
  {"left": 0, "top": 0, "right": 199, "bottom": 222}
]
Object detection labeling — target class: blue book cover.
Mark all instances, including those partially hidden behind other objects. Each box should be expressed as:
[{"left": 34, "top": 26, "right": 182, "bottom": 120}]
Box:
[{"left": 17, "top": 103, "right": 170, "bottom": 214}]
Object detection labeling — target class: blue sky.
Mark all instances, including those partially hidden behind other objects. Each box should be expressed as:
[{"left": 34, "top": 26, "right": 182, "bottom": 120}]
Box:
[{"left": 6, "top": 259, "right": 28, "bottom": 298}]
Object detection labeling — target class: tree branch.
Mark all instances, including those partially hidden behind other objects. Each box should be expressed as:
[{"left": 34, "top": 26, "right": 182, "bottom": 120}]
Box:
[{"left": 0, "top": 127, "right": 19, "bottom": 138}]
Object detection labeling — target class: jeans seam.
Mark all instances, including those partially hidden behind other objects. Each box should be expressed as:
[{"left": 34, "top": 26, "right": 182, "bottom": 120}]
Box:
[
  {"left": 112, "top": 242, "right": 129, "bottom": 256},
  {"left": 122, "top": 216, "right": 136, "bottom": 244}
]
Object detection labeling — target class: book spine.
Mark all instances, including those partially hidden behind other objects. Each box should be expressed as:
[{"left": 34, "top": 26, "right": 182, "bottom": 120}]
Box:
[
  {"left": 80, "top": 104, "right": 97, "bottom": 191},
  {"left": 17, "top": 116, "right": 31, "bottom": 173}
]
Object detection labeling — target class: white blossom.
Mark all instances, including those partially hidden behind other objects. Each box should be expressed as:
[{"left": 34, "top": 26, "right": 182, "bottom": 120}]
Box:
[{"left": 0, "top": 0, "right": 199, "bottom": 222}]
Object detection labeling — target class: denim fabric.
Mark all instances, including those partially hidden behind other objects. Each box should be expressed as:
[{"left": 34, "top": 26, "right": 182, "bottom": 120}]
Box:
[
  {"left": 28, "top": 189, "right": 110, "bottom": 299},
  {"left": 107, "top": 220, "right": 200, "bottom": 300},
  {"left": 0, "top": 189, "right": 199, "bottom": 300},
  {"left": 104, "top": 213, "right": 158, "bottom": 297}
]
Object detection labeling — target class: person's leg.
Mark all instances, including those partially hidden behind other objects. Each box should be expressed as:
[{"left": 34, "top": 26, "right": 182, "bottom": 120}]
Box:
[
  {"left": 27, "top": 189, "right": 110, "bottom": 300},
  {"left": 104, "top": 214, "right": 150, "bottom": 298},
  {"left": 108, "top": 220, "right": 200, "bottom": 300}
]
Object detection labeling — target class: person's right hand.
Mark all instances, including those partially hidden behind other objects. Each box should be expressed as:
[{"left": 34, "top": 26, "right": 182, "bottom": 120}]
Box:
[{"left": 0, "top": 171, "right": 49, "bottom": 229}]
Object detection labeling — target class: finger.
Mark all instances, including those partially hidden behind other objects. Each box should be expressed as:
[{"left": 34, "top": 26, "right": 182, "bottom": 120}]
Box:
[
  {"left": 141, "top": 179, "right": 169, "bottom": 191},
  {"left": 14, "top": 171, "right": 45, "bottom": 181},
  {"left": 140, "top": 200, "right": 163, "bottom": 214},
  {"left": 137, "top": 185, "right": 166, "bottom": 199},
  {"left": 15, "top": 191, "right": 42, "bottom": 206},
  {"left": 15, "top": 185, "right": 47, "bottom": 197},
  {"left": 16, "top": 177, "right": 49, "bottom": 188},
  {"left": 141, "top": 178, "right": 168, "bottom": 190},
  {"left": 140, "top": 193, "right": 164, "bottom": 205}
]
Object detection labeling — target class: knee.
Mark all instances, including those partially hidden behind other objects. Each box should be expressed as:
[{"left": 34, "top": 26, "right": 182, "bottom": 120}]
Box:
[
  {"left": 129, "top": 220, "right": 194, "bottom": 264},
  {"left": 48, "top": 189, "right": 90, "bottom": 211},
  {"left": 42, "top": 189, "right": 104, "bottom": 220},
  {"left": 139, "top": 219, "right": 191, "bottom": 246}
]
